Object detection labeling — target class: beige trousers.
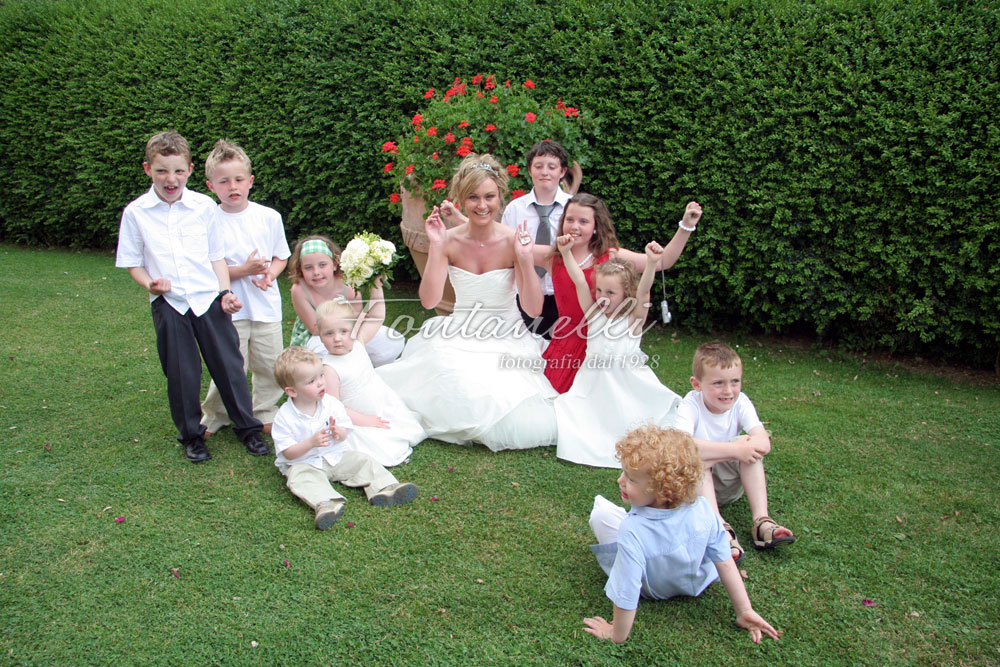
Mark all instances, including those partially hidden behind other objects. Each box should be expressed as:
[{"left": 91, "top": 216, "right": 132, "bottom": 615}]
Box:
[
  {"left": 202, "top": 319, "right": 283, "bottom": 430},
  {"left": 285, "top": 452, "right": 398, "bottom": 508}
]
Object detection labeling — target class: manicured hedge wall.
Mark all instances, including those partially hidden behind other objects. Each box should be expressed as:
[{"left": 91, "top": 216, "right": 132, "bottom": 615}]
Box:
[{"left": 1, "top": 0, "right": 997, "bottom": 367}]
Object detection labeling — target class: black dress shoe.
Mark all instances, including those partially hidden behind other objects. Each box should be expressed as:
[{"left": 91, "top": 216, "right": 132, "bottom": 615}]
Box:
[
  {"left": 243, "top": 432, "right": 270, "bottom": 456},
  {"left": 185, "top": 438, "right": 212, "bottom": 463}
]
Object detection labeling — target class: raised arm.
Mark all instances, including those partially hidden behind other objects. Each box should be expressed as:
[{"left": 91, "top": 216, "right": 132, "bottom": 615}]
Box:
[
  {"left": 418, "top": 205, "right": 449, "bottom": 309},
  {"left": 556, "top": 233, "right": 596, "bottom": 316},
  {"left": 630, "top": 241, "right": 663, "bottom": 327},
  {"left": 614, "top": 200, "right": 703, "bottom": 271},
  {"left": 513, "top": 221, "right": 543, "bottom": 317}
]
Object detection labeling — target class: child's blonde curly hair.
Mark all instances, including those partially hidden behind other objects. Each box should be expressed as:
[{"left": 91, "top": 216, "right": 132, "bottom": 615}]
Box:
[{"left": 615, "top": 426, "right": 703, "bottom": 509}]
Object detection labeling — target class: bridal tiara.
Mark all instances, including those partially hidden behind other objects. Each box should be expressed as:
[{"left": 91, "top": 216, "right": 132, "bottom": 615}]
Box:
[{"left": 471, "top": 163, "right": 498, "bottom": 176}]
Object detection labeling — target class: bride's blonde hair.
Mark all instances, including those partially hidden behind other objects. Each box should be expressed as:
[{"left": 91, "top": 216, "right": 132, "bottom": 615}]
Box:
[{"left": 448, "top": 153, "right": 508, "bottom": 210}]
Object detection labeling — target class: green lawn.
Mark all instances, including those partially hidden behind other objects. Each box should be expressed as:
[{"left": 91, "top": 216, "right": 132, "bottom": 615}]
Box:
[{"left": 1, "top": 244, "right": 997, "bottom": 665}]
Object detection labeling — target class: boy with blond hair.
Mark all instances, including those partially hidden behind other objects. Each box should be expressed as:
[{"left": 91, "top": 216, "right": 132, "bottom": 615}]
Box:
[
  {"left": 199, "top": 139, "right": 290, "bottom": 438},
  {"left": 116, "top": 131, "right": 266, "bottom": 463},
  {"left": 584, "top": 426, "right": 779, "bottom": 644},
  {"left": 675, "top": 341, "right": 795, "bottom": 563},
  {"left": 271, "top": 347, "right": 418, "bottom": 529}
]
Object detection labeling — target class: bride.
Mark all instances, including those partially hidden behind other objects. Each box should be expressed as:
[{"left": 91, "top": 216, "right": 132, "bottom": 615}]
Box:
[{"left": 377, "top": 153, "right": 557, "bottom": 450}]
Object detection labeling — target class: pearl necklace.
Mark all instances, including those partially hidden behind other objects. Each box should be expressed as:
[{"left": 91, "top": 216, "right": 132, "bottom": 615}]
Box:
[{"left": 576, "top": 252, "right": 593, "bottom": 267}]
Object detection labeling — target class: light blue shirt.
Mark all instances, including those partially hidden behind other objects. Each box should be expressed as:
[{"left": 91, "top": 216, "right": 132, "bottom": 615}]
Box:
[{"left": 593, "top": 497, "right": 730, "bottom": 610}]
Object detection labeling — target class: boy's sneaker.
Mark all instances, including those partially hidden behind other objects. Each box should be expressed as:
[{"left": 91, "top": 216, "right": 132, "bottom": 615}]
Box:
[
  {"left": 314, "top": 500, "right": 345, "bottom": 530},
  {"left": 371, "top": 482, "right": 419, "bottom": 507},
  {"left": 243, "top": 432, "right": 270, "bottom": 456},
  {"left": 184, "top": 437, "right": 212, "bottom": 463}
]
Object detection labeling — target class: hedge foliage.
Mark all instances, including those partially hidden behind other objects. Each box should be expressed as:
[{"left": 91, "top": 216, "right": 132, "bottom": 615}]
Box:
[{"left": 1, "top": 0, "right": 998, "bottom": 367}]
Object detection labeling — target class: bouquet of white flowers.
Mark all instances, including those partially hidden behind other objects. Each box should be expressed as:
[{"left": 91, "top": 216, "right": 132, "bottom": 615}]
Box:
[{"left": 340, "top": 231, "right": 401, "bottom": 291}]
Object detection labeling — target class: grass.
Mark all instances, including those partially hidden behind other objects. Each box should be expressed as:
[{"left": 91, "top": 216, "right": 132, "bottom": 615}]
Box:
[{"left": 1, "top": 244, "right": 998, "bottom": 665}]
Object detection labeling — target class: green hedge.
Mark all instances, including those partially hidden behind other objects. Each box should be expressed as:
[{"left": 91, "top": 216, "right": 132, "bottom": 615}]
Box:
[{"left": 1, "top": 0, "right": 997, "bottom": 367}]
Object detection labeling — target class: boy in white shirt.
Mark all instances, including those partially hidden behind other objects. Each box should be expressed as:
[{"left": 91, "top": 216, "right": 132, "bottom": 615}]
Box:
[
  {"left": 500, "top": 140, "right": 573, "bottom": 338},
  {"left": 271, "top": 347, "right": 418, "bottom": 529},
  {"left": 115, "top": 131, "right": 267, "bottom": 464},
  {"left": 199, "top": 140, "right": 291, "bottom": 438},
  {"left": 674, "top": 341, "right": 796, "bottom": 563}
]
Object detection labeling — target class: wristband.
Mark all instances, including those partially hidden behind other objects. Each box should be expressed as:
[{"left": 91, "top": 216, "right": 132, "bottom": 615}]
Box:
[
  {"left": 219, "top": 289, "right": 233, "bottom": 297},
  {"left": 678, "top": 219, "right": 697, "bottom": 232}
]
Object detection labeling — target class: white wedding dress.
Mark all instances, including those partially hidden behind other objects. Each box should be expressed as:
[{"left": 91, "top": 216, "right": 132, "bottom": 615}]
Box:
[
  {"left": 377, "top": 266, "right": 557, "bottom": 450},
  {"left": 554, "top": 312, "right": 681, "bottom": 468},
  {"left": 322, "top": 343, "right": 425, "bottom": 467}
]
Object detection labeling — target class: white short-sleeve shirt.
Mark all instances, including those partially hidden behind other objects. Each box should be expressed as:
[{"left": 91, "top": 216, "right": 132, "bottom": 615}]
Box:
[
  {"left": 674, "top": 391, "right": 763, "bottom": 442},
  {"left": 272, "top": 395, "right": 355, "bottom": 475},
  {"left": 115, "top": 186, "right": 221, "bottom": 316},
  {"left": 212, "top": 202, "right": 290, "bottom": 322}
]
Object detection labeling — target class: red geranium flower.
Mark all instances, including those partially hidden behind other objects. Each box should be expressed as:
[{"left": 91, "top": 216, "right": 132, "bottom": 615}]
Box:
[
  {"left": 389, "top": 192, "right": 401, "bottom": 203},
  {"left": 506, "top": 164, "right": 519, "bottom": 177},
  {"left": 405, "top": 164, "right": 415, "bottom": 175},
  {"left": 524, "top": 80, "right": 535, "bottom": 89},
  {"left": 381, "top": 141, "right": 398, "bottom": 153},
  {"left": 411, "top": 113, "right": 422, "bottom": 128},
  {"left": 485, "top": 124, "right": 497, "bottom": 131},
  {"left": 476, "top": 91, "right": 483, "bottom": 98},
  {"left": 484, "top": 80, "right": 496, "bottom": 90},
  {"left": 426, "top": 127, "right": 438, "bottom": 136},
  {"left": 444, "top": 132, "right": 456, "bottom": 144},
  {"left": 456, "top": 145, "right": 472, "bottom": 157},
  {"left": 431, "top": 179, "right": 447, "bottom": 190},
  {"left": 556, "top": 98, "right": 566, "bottom": 110},
  {"left": 384, "top": 162, "right": 394, "bottom": 173},
  {"left": 472, "top": 74, "right": 483, "bottom": 85},
  {"left": 504, "top": 80, "right": 510, "bottom": 88},
  {"left": 489, "top": 96, "right": 498, "bottom": 104},
  {"left": 431, "top": 152, "right": 439, "bottom": 160},
  {"left": 524, "top": 112, "right": 536, "bottom": 123},
  {"left": 424, "top": 88, "right": 435, "bottom": 99},
  {"left": 511, "top": 189, "right": 525, "bottom": 199},
  {"left": 452, "top": 76, "right": 462, "bottom": 84},
  {"left": 564, "top": 107, "right": 579, "bottom": 118},
  {"left": 458, "top": 120, "right": 470, "bottom": 128}
]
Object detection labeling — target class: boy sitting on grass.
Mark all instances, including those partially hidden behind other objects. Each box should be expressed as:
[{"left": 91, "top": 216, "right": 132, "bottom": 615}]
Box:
[
  {"left": 675, "top": 341, "right": 795, "bottom": 563},
  {"left": 585, "top": 426, "right": 780, "bottom": 644},
  {"left": 271, "top": 347, "right": 418, "bottom": 530}
]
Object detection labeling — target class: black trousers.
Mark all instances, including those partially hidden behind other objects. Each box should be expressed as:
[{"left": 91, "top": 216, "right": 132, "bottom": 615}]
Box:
[
  {"left": 151, "top": 296, "right": 262, "bottom": 444},
  {"left": 516, "top": 293, "right": 560, "bottom": 340}
]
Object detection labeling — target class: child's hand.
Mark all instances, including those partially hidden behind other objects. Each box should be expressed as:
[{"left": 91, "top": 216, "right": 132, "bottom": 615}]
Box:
[
  {"left": 645, "top": 240, "right": 664, "bottom": 263},
  {"left": 735, "top": 608, "right": 780, "bottom": 643},
  {"left": 243, "top": 249, "right": 269, "bottom": 276},
  {"left": 682, "top": 201, "right": 703, "bottom": 229},
  {"left": 582, "top": 616, "right": 615, "bottom": 641},
  {"left": 148, "top": 278, "right": 172, "bottom": 295},
  {"left": 355, "top": 414, "right": 391, "bottom": 429},
  {"left": 556, "top": 233, "right": 574, "bottom": 256},
  {"left": 220, "top": 291, "right": 242, "bottom": 315},
  {"left": 425, "top": 206, "right": 447, "bottom": 246},
  {"left": 312, "top": 420, "right": 336, "bottom": 448},
  {"left": 734, "top": 435, "right": 768, "bottom": 465},
  {"left": 514, "top": 220, "right": 534, "bottom": 260},
  {"left": 252, "top": 274, "right": 273, "bottom": 291}
]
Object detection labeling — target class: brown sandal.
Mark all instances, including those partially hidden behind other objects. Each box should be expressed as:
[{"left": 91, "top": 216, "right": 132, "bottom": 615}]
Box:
[
  {"left": 751, "top": 516, "right": 796, "bottom": 550},
  {"left": 723, "top": 520, "right": 745, "bottom": 563}
]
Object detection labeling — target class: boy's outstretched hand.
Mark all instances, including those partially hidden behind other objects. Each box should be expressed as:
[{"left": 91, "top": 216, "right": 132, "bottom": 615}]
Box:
[
  {"left": 582, "top": 616, "right": 615, "bottom": 641},
  {"left": 736, "top": 609, "right": 780, "bottom": 644}
]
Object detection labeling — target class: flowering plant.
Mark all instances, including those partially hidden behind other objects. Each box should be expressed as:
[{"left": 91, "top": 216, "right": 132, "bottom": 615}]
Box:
[
  {"left": 381, "top": 75, "right": 595, "bottom": 207},
  {"left": 339, "top": 232, "right": 401, "bottom": 291}
]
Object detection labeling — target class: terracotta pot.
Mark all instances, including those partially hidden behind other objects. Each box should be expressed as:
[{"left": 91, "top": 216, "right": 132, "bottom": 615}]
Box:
[{"left": 399, "top": 186, "right": 456, "bottom": 316}]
